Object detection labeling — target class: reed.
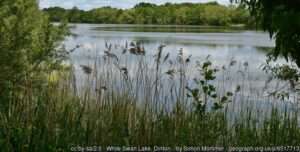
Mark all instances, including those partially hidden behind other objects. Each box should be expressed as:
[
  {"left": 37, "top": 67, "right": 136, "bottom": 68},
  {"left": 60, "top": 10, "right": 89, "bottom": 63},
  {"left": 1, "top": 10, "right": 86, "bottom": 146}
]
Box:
[{"left": 0, "top": 42, "right": 299, "bottom": 151}]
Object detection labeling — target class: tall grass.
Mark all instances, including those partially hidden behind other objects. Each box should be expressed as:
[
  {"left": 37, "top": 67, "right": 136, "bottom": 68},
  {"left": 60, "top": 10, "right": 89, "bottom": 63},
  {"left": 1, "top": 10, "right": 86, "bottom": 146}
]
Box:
[{"left": 0, "top": 43, "right": 299, "bottom": 151}]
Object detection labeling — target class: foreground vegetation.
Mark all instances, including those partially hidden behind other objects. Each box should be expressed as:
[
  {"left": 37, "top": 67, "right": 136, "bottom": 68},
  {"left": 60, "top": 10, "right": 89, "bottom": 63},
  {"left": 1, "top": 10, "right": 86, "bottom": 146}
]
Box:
[
  {"left": 43, "top": 2, "right": 251, "bottom": 26},
  {"left": 1, "top": 0, "right": 300, "bottom": 151},
  {"left": 2, "top": 83, "right": 300, "bottom": 151},
  {"left": 1, "top": 41, "right": 300, "bottom": 151}
]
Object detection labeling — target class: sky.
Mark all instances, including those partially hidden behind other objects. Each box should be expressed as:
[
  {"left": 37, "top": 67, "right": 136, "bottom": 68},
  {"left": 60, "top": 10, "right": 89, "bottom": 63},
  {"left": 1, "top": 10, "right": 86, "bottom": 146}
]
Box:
[{"left": 39, "top": 0, "right": 230, "bottom": 10}]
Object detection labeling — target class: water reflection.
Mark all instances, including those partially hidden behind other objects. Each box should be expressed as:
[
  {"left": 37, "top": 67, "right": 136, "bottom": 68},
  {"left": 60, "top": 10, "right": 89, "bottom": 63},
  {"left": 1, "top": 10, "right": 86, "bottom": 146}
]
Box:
[{"left": 92, "top": 24, "right": 247, "bottom": 33}]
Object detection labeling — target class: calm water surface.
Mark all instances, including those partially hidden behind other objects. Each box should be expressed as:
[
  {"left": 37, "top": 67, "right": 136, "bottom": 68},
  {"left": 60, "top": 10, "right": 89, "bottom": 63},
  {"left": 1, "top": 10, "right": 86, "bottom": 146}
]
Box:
[
  {"left": 63, "top": 24, "right": 298, "bottom": 109},
  {"left": 66, "top": 24, "right": 275, "bottom": 66}
]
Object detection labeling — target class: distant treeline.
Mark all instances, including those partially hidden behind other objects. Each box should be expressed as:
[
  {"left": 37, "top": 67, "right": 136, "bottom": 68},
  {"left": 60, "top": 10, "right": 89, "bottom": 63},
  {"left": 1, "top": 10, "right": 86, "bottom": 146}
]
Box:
[{"left": 43, "top": 2, "right": 253, "bottom": 26}]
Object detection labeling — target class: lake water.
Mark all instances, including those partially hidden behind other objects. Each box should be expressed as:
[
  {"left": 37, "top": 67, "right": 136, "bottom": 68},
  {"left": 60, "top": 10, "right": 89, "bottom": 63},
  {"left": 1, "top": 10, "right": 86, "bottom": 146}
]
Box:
[
  {"left": 63, "top": 24, "right": 298, "bottom": 111},
  {"left": 66, "top": 24, "right": 275, "bottom": 67}
]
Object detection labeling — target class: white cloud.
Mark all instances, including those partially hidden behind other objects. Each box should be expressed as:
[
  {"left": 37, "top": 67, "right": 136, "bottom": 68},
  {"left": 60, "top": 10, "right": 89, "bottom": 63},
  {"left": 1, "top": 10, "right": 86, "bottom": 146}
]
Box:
[{"left": 40, "top": 0, "right": 229, "bottom": 10}]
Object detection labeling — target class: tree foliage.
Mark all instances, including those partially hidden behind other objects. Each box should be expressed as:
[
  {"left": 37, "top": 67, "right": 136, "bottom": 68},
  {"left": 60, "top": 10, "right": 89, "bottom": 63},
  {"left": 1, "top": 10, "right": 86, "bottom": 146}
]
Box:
[
  {"left": 43, "top": 2, "right": 251, "bottom": 26},
  {"left": 0, "top": 0, "right": 67, "bottom": 107},
  {"left": 234, "top": 0, "right": 300, "bottom": 66}
]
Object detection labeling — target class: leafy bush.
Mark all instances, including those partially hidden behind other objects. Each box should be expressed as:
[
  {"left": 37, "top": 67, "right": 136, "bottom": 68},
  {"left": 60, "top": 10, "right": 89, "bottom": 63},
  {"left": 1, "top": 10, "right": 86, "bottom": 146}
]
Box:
[{"left": 0, "top": 0, "right": 67, "bottom": 110}]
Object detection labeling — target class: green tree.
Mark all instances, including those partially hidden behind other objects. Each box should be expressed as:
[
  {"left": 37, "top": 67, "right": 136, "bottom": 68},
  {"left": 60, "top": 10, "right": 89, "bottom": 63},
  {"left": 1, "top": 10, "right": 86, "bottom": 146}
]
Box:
[
  {"left": 118, "top": 10, "right": 135, "bottom": 24},
  {"left": 43, "top": 2, "right": 250, "bottom": 26},
  {"left": 186, "top": 6, "right": 203, "bottom": 25},
  {"left": 133, "top": 3, "right": 158, "bottom": 24},
  {"left": 68, "top": 6, "right": 83, "bottom": 22},
  {"left": 229, "top": 5, "right": 250, "bottom": 24},
  {"left": 202, "top": 5, "right": 231, "bottom": 26},
  {"left": 89, "top": 7, "right": 121, "bottom": 23},
  {"left": 234, "top": 0, "right": 300, "bottom": 66},
  {"left": 0, "top": 0, "right": 67, "bottom": 110},
  {"left": 43, "top": 7, "right": 68, "bottom": 22},
  {"left": 155, "top": 6, "right": 171, "bottom": 25},
  {"left": 134, "top": 2, "right": 157, "bottom": 8},
  {"left": 175, "top": 7, "right": 188, "bottom": 25}
]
